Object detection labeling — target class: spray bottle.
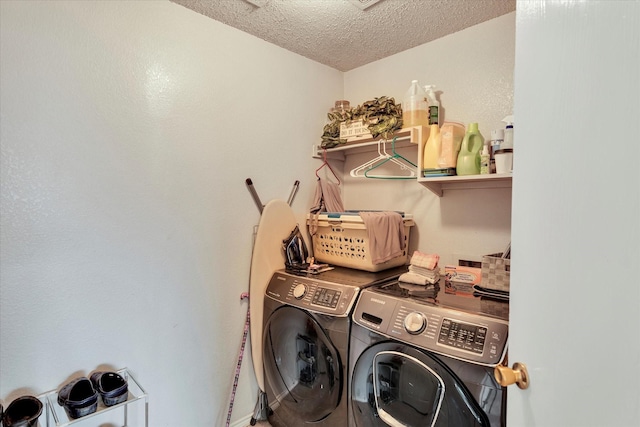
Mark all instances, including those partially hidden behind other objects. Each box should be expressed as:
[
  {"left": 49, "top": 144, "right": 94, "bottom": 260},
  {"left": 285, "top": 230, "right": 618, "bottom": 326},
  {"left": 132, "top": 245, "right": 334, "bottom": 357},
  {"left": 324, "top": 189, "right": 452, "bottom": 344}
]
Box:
[
  {"left": 424, "top": 85, "right": 439, "bottom": 126},
  {"left": 480, "top": 141, "right": 491, "bottom": 174}
]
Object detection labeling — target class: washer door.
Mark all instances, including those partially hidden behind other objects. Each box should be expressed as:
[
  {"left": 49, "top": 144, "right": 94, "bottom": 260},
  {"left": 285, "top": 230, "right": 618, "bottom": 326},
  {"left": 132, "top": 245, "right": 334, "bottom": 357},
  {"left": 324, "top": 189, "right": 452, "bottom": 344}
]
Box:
[
  {"left": 351, "top": 342, "right": 490, "bottom": 427},
  {"left": 263, "top": 306, "right": 343, "bottom": 422}
]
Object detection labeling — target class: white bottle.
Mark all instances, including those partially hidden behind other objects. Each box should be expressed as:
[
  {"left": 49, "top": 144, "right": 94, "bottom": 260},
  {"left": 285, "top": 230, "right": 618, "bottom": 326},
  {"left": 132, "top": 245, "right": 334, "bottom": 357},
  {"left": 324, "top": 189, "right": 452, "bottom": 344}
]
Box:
[
  {"left": 502, "top": 115, "right": 514, "bottom": 149},
  {"left": 480, "top": 142, "right": 491, "bottom": 174},
  {"left": 402, "top": 80, "right": 429, "bottom": 127},
  {"left": 491, "top": 129, "right": 504, "bottom": 153},
  {"left": 423, "top": 85, "right": 439, "bottom": 126}
]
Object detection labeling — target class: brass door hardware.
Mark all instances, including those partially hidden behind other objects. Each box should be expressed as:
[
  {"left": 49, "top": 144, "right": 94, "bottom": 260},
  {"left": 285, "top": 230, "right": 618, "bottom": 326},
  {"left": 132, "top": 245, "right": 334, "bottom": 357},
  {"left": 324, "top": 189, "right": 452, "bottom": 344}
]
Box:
[{"left": 494, "top": 362, "right": 530, "bottom": 389}]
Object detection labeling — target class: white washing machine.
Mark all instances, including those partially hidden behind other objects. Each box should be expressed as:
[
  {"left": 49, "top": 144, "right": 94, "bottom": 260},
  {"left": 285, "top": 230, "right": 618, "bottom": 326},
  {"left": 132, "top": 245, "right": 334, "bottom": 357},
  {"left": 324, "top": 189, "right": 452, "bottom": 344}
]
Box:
[
  {"left": 262, "top": 266, "right": 406, "bottom": 427},
  {"left": 349, "top": 280, "right": 509, "bottom": 427}
]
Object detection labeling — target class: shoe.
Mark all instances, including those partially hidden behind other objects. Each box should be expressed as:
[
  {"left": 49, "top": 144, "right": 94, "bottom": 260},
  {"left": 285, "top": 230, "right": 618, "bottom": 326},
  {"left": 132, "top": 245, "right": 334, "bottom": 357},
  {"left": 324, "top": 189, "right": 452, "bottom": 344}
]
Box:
[
  {"left": 90, "top": 371, "right": 128, "bottom": 407},
  {"left": 2, "top": 395, "right": 43, "bottom": 427},
  {"left": 57, "top": 377, "right": 98, "bottom": 419}
]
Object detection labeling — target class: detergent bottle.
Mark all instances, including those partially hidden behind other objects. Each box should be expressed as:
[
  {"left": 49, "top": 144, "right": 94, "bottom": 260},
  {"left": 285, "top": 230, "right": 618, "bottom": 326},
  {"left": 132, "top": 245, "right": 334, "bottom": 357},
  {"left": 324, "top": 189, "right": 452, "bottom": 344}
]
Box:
[
  {"left": 456, "top": 123, "right": 484, "bottom": 175},
  {"left": 402, "top": 80, "right": 429, "bottom": 127},
  {"left": 422, "top": 124, "right": 442, "bottom": 170}
]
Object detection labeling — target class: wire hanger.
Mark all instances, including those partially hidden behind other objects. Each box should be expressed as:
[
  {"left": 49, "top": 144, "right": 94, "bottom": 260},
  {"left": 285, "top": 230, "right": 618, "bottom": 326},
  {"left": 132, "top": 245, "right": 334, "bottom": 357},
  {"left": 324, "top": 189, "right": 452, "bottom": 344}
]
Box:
[
  {"left": 315, "top": 148, "right": 340, "bottom": 184},
  {"left": 364, "top": 137, "right": 417, "bottom": 180}
]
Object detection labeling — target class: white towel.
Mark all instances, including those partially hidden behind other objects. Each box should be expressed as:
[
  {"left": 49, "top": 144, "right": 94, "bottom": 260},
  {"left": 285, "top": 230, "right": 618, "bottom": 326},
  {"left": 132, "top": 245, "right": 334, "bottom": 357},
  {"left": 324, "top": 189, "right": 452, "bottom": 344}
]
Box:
[
  {"left": 399, "top": 272, "right": 439, "bottom": 286},
  {"left": 409, "top": 265, "right": 440, "bottom": 279},
  {"left": 410, "top": 251, "right": 440, "bottom": 270}
]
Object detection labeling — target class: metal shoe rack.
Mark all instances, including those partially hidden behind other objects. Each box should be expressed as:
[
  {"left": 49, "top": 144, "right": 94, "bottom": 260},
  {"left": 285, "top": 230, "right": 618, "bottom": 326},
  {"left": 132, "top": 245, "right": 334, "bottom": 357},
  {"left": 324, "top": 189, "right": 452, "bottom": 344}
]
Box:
[{"left": 36, "top": 368, "right": 148, "bottom": 427}]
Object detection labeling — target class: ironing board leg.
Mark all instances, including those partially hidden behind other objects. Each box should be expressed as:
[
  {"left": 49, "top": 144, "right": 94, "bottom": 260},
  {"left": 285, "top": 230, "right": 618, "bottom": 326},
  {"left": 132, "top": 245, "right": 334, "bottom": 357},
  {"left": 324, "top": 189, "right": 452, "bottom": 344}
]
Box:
[{"left": 249, "top": 390, "right": 269, "bottom": 425}]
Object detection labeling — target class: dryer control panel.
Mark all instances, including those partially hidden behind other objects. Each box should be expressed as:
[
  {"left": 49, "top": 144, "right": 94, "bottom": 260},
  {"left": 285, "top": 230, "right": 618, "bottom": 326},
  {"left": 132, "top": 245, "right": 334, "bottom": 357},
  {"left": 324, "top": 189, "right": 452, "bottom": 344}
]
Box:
[
  {"left": 353, "top": 288, "right": 509, "bottom": 366},
  {"left": 265, "top": 271, "right": 360, "bottom": 317}
]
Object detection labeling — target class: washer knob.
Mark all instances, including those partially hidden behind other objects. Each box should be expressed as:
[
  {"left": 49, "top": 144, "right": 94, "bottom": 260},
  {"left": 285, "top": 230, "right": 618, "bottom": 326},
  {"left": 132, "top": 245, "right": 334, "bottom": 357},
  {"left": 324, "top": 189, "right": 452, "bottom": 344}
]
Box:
[
  {"left": 404, "top": 312, "right": 426, "bottom": 334},
  {"left": 292, "top": 283, "right": 307, "bottom": 299}
]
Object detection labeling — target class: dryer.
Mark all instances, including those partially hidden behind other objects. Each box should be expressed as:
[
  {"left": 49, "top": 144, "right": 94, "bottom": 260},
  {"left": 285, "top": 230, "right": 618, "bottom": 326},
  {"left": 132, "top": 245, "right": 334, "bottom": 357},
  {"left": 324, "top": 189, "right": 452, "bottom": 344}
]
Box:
[
  {"left": 262, "top": 266, "right": 406, "bottom": 427},
  {"left": 349, "top": 280, "right": 509, "bottom": 427}
]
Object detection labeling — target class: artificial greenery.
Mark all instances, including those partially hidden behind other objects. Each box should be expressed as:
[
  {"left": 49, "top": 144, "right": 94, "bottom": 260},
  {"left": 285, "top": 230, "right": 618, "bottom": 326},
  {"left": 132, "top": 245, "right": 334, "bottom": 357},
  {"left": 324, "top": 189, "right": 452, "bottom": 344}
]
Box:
[{"left": 320, "top": 96, "right": 403, "bottom": 149}]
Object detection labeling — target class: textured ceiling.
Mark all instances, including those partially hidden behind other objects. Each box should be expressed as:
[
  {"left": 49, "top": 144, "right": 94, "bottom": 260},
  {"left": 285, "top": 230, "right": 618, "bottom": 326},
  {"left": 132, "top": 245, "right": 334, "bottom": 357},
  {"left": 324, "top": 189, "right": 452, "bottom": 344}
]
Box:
[{"left": 171, "top": 0, "right": 516, "bottom": 71}]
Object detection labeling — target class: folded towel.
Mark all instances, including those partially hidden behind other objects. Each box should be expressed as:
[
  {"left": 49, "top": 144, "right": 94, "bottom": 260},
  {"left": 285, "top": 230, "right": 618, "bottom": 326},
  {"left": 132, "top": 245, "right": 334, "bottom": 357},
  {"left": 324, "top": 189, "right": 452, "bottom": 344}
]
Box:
[
  {"left": 398, "top": 282, "right": 439, "bottom": 298},
  {"left": 409, "top": 265, "right": 440, "bottom": 279},
  {"left": 399, "top": 272, "right": 439, "bottom": 285},
  {"left": 359, "top": 211, "right": 405, "bottom": 265},
  {"left": 410, "top": 251, "right": 440, "bottom": 270}
]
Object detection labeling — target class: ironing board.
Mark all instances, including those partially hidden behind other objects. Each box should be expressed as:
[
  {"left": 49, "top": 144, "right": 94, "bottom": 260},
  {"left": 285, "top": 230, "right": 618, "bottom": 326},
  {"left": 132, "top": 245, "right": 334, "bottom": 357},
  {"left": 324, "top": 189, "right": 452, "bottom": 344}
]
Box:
[{"left": 249, "top": 199, "right": 297, "bottom": 392}]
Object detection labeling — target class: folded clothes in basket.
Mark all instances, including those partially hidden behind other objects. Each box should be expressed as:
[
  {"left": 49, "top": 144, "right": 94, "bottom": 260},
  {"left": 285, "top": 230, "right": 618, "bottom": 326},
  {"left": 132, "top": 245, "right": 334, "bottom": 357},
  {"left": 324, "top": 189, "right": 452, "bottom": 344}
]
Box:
[{"left": 358, "top": 211, "right": 405, "bottom": 265}]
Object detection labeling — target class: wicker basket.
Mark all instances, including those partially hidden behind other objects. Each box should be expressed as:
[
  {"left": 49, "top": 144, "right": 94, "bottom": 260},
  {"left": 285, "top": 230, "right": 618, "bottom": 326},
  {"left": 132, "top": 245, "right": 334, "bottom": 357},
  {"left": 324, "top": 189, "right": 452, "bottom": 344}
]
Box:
[
  {"left": 481, "top": 253, "right": 511, "bottom": 292},
  {"left": 307, "top": 212, "right": 414, "bottom": 272}
]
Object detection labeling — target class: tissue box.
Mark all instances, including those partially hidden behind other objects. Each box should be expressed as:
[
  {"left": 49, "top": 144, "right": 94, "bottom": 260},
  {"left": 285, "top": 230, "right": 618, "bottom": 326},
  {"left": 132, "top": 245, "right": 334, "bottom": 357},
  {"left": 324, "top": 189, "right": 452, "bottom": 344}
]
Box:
[
  {"left": 481, "top": 253, "right": 511, "bottom": 292},
  {"left": 444, "top": 265, "right": 481, "bottom": 295}
]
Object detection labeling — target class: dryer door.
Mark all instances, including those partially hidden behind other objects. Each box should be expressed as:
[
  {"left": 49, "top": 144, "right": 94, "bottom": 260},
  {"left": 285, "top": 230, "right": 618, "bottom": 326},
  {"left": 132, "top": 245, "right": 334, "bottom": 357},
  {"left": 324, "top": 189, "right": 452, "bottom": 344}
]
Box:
[
  {"left": 351, "top": 341, "right": 490, "bottom": 427},
  {"left": 263, "top": 306, "right": 343, "bottom": 422}
]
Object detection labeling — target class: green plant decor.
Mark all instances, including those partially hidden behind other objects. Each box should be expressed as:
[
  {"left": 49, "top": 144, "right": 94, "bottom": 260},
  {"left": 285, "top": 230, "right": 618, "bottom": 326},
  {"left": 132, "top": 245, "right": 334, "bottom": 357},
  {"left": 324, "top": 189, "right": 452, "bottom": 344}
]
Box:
[{"left": 320, "top": 96, "right": 403, "bottom": 149}]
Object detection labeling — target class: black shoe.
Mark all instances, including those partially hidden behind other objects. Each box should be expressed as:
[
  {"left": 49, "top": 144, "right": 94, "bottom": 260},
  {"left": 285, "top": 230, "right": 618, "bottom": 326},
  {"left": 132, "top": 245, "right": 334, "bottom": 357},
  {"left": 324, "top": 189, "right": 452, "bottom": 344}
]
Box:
[
  {"left": 90, "top": 371, "right": 128, "bottom": 407},
  {"left": 2, "top": 396, "right": 43, "bottom": 427},
  {"left": 57, "top": 377, "right": 98, "bottom": 419}
]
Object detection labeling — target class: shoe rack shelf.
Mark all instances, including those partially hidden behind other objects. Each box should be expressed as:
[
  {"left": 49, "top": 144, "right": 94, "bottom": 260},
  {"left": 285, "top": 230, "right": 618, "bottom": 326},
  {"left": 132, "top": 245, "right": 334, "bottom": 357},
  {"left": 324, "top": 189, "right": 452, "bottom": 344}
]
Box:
[
  {"left": 37, "top": 368, "right": 148, "bottom": 427},
  {"left": 313, "top": 125, "right": 513, "bottom": 197}
]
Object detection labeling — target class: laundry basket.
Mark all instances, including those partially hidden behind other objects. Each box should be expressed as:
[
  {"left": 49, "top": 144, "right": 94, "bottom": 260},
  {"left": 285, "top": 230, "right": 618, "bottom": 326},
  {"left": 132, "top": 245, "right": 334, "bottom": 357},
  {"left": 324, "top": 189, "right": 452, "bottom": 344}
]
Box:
[{"left": 307, "top": 212, "right": 414, "bottom": 272}]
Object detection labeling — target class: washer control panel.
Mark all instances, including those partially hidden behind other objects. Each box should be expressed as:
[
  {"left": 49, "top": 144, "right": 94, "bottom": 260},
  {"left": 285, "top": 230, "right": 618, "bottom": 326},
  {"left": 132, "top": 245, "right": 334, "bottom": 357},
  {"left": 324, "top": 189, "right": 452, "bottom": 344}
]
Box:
[
  {"left": 353, "top": 288, "right": 509, "bottom": 366},
  {"left": 265, "top": 271, "right": 358, "bottom": 317}
]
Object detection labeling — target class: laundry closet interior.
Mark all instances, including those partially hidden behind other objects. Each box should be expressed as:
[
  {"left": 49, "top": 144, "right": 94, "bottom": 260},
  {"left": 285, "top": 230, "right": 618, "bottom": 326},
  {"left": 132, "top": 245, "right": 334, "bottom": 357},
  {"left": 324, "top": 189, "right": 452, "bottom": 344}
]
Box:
[
  {"left": 1, "top": 2, "right": 516, "bottom": 427},
  {"left": 251, "top": 6, "right": 515, "bottom": 427}
]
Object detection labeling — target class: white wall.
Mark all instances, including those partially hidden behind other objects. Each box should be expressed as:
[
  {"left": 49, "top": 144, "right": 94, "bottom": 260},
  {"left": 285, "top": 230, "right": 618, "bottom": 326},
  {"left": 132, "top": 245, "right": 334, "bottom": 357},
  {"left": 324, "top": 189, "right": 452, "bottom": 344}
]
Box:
[
  {"left": 342, "top": 13, "right": 515, "bottom": 266},
  {"left": 0, "top": 1, "right": 342, "bottom": 425}
]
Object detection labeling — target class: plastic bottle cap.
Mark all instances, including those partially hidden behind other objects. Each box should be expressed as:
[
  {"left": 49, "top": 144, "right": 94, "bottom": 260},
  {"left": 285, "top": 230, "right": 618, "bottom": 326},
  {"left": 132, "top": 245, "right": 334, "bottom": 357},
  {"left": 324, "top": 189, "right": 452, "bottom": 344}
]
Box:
[{"left": 411, "top": 79, "right": 418, "bottom": 84}]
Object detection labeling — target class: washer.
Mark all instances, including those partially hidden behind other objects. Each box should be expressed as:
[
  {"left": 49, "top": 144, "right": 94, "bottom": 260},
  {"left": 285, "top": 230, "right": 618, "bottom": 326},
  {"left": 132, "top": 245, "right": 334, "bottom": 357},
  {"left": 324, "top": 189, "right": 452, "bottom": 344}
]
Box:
[
  {"left": 262, "top": 266, "right": 406, "bottom": 427},
  {"left": 349, "top": 280, "right": 509, "bottom": 427}
]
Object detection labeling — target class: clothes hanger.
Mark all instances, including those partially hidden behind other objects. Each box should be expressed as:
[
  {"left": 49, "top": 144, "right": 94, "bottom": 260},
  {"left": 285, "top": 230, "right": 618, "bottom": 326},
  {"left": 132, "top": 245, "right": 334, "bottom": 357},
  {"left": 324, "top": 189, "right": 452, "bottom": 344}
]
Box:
[
  {"left": 364, "top": 137, "right": 417, "bottom": 180},
  {"left": 350, "top": 139, "right": 388, "bottom": 177},
  {"left": 315, "top": 148, "right": 340, "bottom": 184}
]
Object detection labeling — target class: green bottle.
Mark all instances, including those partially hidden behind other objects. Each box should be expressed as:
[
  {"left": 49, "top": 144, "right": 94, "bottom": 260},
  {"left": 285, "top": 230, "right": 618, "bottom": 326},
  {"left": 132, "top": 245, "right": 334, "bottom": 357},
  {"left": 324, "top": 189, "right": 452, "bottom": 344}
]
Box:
[{"left": 456, "top": 123, "right": 484, "bottom": 175}]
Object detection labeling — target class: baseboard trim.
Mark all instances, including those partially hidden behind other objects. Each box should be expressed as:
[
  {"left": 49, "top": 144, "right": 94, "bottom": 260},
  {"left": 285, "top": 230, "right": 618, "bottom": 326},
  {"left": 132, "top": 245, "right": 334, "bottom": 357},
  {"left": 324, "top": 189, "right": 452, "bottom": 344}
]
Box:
[{"left": 229, "top": 413, "right": 254, "bottom": 427}]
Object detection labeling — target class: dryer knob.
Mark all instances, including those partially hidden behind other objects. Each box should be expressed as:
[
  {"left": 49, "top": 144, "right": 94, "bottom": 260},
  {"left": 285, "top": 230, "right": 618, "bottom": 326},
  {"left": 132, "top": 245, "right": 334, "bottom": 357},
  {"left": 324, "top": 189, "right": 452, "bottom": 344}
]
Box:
[
  {"left": 404, "top": 312, "right": 427, "bottom": 334},
  {"left": 293, "top": 283, "right": 307, "bottom": 299}
]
